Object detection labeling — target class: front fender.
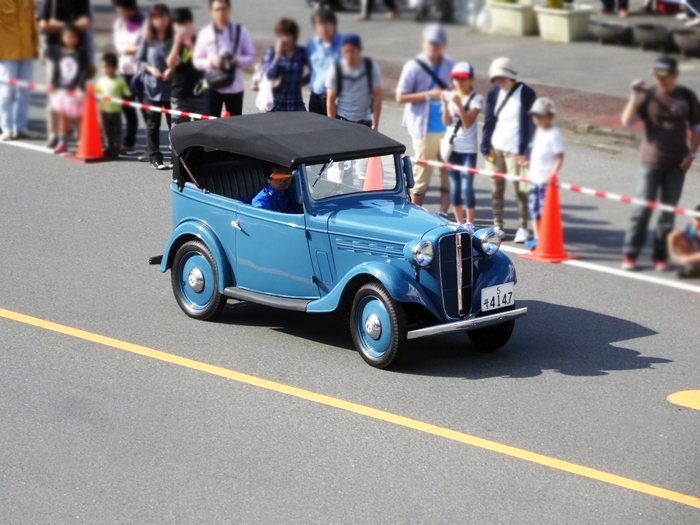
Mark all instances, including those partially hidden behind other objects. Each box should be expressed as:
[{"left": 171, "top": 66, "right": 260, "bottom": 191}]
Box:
[
  {"left": 159, "top": 220, "right": 233, "bottom": 293},
  {"left": 472, "top": 251, "right": 517, "bottom": 313},
  {"left": 306, "top": 261, "right": 442, "bottom": 320}
]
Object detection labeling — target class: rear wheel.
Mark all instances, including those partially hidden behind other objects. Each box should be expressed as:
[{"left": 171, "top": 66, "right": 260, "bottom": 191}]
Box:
[
  {"left": 467, "top": 320, "right": 515, "bottom": 351},
  {"left": 171, "top": 240, "right": 227, "bottom": 321},
  {"left": 350, "top": 283, "right": 406, "bottom": 369}
]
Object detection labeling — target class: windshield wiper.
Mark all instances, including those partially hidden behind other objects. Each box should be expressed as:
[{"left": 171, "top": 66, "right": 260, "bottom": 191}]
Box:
[{"left": 312, "top": 159, "right": 332, "bottom": 188}]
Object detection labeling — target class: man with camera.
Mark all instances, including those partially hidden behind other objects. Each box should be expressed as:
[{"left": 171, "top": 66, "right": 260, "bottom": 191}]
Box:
[
  {"left": 193, "top": 0, "right": 256, "bottom": 117},
  {"left": 621, "top": 56, "right": 700, "bottom": 271}
]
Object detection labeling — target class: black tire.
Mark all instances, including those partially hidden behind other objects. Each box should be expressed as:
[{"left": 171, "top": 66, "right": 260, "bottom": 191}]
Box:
[
  {"left": 171, "top": 240, "right": 227, "bottom": 321},
  {"left": 350, "top": 283, "right": 407, "bottom": 369},
  {"left": 467, "top": 320, "right": 515, "bottom": 352}
]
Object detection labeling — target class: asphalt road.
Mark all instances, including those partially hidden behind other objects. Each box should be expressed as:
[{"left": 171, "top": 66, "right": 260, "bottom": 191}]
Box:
[{"left": 1, "top": 84, "right": 699, "bottom": 523}]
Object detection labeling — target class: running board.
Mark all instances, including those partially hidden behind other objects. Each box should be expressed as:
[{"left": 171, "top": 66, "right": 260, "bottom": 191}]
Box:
[{"left": 223, "top": 287, "right": 311, "bottom": 312}]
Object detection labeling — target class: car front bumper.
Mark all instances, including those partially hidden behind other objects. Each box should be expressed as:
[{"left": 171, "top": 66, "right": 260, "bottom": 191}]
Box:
[{"left": 406, "top": 307, "right": 528, "bottom": 340}]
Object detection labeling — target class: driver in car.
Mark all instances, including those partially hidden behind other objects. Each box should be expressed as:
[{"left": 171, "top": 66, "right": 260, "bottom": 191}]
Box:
[{"left": 252, "top": 165, "right": 303, "bottom": 214}]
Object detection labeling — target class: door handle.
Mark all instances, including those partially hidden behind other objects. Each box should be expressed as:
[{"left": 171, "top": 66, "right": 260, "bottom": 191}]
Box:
[{"left": 231, "top": 220, "right": 242, "bottom": 231}]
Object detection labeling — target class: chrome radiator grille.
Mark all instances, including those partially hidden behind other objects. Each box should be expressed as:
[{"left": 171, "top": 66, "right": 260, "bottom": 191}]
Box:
[{"left": 438, "top": 233, "right": 473, "bottom": 319}]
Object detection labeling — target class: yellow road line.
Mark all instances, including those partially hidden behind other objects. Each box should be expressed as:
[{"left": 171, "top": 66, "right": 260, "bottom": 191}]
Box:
[
  {"left": 668, "top": 390, "right": 700, "bottom": 412},
  {"left": 1, "top": 306, "right": 699, "bottom": 510}
]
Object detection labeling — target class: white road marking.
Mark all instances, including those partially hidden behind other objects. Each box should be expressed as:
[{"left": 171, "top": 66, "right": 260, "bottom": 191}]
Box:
[
  {"left": 0, "top": 140, "right": 54, "bottom": 155},
  {"left": 501, "top": 245, "right": 700, "bottom": 295}
]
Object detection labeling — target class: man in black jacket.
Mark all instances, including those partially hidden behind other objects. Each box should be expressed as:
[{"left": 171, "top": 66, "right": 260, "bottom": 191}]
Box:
[{"left": 480, "top": 57, "right": 536, "bottom": 243}]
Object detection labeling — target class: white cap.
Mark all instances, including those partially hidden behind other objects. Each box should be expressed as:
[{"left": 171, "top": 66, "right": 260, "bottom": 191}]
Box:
[
  {"left": 488, "top": 57, "right": 517, "bottom": 81},
  {"left": 530, "top": 97, "right": 557, "bottom": 116}
]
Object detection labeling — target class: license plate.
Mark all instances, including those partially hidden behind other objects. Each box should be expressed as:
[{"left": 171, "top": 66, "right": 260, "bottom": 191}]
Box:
[{"left": 481, "top": 283, "right": 515, "bottom": 312}]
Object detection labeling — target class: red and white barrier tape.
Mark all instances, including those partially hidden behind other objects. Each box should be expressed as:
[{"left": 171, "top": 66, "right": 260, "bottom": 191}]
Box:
[
  {"left": 3, "top": 78, "right": 699, "bottom": 219},
  {"left": 412, "top": 158, "right": 700, "bottom": 219},
  {"left": 1, "top": 78, "right": 217, "bottom": 120}
]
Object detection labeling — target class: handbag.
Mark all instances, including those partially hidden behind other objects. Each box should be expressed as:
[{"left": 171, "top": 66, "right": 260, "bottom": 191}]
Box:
[
  {"left": 205, "top": 23, "right": 241, "bottom": 90},
  {"left": 255, "top": 74, "right": 275, "bottom": 112},
  {"left": 440, "top": 91, "right": 476, "bottom": 162}
]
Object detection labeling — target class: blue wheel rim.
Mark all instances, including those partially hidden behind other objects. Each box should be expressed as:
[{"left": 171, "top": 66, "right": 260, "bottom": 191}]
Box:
[
  {"left": 177, "top": 251, "right": 216, "bottom": 311},
  {"left": 356, "top": 296, "right": 392, "bottom": 359}
]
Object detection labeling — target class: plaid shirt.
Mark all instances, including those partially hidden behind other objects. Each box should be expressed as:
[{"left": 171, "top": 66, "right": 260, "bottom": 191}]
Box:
[{"left": 262, "top": 45, "right": 309, "bottom": 112}]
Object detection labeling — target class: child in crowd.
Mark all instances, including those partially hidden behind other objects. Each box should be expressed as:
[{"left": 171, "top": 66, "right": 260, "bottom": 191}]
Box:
[
  {"left": 668, "top": 204, "right": 700, "bottom": 279},
  {"left": 136, "top": 3, "right": 174, "bottom": 170},
  {"left": 112, "top": 0, "right": 145, "bottom": 154},
  {"left": 525, "top": 97, "right": 564, "bottom": 248},
  {"left": 96, "top": 52, "right": 132, "bottom": 158},
  {"left": 166, "top": 8, "right": 204, "bottom": 127},
  {"left": 441, "top": 62, "right": 482, "bottom": 232},
  {"left": 47, "top": 24, "right": 89, "bottom": 155}
]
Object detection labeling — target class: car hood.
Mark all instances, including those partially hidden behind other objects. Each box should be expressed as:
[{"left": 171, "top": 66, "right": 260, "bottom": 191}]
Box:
[{"left": 326, "top": 198, "right": 448, "bottom": 244}]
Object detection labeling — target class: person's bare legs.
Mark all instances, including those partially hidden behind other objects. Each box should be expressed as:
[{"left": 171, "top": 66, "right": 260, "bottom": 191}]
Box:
[
  {"left": 453, "top": 204, "right": 464, "bottom": 224},
  {"left": 466, "top": 207, "right": 475, "bottom": 224},
  {"left": 412, "top": 192, "right": 426, "bottom": 206}
]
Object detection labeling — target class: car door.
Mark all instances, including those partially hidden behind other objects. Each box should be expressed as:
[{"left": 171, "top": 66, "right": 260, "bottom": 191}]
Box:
[{"left": 233, "top": 203, "right": 319, "bottom": 299}]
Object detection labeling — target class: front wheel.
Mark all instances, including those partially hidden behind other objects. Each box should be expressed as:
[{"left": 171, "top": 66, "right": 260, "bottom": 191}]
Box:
[
  {"left": 171, "top": 240, "right": 227, "bottom": 321},
  {"left": 350, "top": 283, "right": 407, "bottom": 369},
  {"left": 467, "top": 320, "right": 515, "bottom": 351}
]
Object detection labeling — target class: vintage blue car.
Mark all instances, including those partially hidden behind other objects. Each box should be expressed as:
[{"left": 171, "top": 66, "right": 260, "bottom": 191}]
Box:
[{"left": 152, "top": 113, "right": 526, "bottom": 369}]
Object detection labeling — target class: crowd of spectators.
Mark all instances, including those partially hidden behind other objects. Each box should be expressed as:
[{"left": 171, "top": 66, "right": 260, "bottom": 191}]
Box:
[{"left": 0, "top": 0, "right": 699, "bottom": 274}]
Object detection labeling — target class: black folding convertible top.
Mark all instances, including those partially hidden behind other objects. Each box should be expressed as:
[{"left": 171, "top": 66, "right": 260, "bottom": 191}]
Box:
[{"left": 170, "top": 112, "right": 405, "bottom": 167}]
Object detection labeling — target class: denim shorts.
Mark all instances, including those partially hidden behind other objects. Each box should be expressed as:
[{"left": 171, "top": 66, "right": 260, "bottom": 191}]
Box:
[{"left": 528, "top": 183, "right": 547, "bottom": 220}]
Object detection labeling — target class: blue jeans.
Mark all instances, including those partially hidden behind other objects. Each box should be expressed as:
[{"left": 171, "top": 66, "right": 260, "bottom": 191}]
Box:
[
  {"left": 0, "top": 59, "right": 33, "bottom": 134},
  {"left": 448, "top": 151, "right": 477, "bottom": 208}
]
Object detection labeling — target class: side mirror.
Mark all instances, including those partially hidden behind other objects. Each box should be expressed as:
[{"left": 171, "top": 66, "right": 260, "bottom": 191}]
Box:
[{"left": 402, "top": 156, "right": 414, "bottom": 189}]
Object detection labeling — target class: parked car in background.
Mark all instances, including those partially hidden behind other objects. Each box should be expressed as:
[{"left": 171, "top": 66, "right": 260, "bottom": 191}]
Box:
[{"left": 152, "top": 113, "right": 526, "bottom": 369}]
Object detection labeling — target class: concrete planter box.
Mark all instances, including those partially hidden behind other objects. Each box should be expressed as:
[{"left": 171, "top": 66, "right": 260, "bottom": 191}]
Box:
[
  {"left": 489, "top": 1, "right": 539, "bottom": 36},
  {"left": 535, "top": 5, "right": 593, "bottom": 42}
]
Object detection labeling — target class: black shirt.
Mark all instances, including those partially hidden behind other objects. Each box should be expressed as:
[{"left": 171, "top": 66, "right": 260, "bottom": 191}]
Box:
[
  {"left": 39, "top": 0, "right": 91, "bottom": 47},
  {"left": 48, "top": 46, "right": 88, "bottom": 89},
  {"left": 171, "top": 39, "right": 203, "bottom": 100}
]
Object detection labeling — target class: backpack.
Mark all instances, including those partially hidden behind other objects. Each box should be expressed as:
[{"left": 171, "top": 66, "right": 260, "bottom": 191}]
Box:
[{"left": 334, "top": 57, "right": 374, "bottom": 113}]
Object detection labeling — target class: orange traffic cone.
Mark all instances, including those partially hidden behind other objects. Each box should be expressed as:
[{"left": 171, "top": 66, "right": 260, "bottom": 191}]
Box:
[
  {"left": 363, "top": 157, "right": 383, "bottom": 191},
  {"left": 519, "top": 174, "right": 579, "bottom": 264},
  {"left": 66, "top": 84, "right": 109, "bottom": 164}
]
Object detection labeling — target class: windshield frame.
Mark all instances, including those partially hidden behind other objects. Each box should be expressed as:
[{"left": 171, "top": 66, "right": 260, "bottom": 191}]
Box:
[{"left": 300, "top": 154, "right": 406, "bottom": 215}]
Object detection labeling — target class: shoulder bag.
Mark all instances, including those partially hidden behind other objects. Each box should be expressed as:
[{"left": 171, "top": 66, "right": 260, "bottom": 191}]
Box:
[{"left": 205, "top": 23, "right": 241, "bottom": 90}]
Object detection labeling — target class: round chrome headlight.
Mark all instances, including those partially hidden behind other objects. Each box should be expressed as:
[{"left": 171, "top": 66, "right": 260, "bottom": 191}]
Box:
[
  {"left": 412, "top": 240, "right": 434, "bottom": 267},
  {"left": 473, "top": 228, "right": 502, "bottom": 256}
]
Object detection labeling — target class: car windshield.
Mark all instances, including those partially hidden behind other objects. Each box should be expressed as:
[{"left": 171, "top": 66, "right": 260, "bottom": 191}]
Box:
[{"left": 305, "top": 155, "right": 399, "bottom": 201}]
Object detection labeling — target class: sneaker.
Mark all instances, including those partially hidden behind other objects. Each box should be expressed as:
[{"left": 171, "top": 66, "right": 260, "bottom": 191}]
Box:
[
  {"left": 459, "top": 222, "right": 475, "bottom": 234},
  {"left": 45, "top": 136, "right": 59, "bottom": 149},
  {"left": 12, "top": 130, "right": 41, "bottom": 140},
  {"left": 653, "top": 260, "right": 669, "bottom": 272},
  {"left": 678, "top": 266, "right": 700, "bottom": 279},
  {"left": 137, "top": 154, "right": 149, "bottom": 162},
  {"left": 514, "top": 228, "right": 529, "bottom": 244},
  {"left": 621, "top": 254, "right": 637, "bottom": 271},
  {"left": 600, "top": 7, "right": 614, "bottom": 14},
  {"left": 0, "top": 131, "right": 12, "bottom": 141},
  {"left": 493, "top": 226, "right": 506, "bottom": 239},
  {"left": 53, "top": 141, "right": 68, "bottom": 154},
  {"left": 120, "top": 145, "right": 138, "bottom": 155},
  {"left": 437, "top": 211, "right": 449, "bottom": 219},
  {"left": 150, "top": 160, "right": 172, "bottom": 170},
  {"left": 619, "top": 8, "right": 629, "bottom": 16},
  {"left": 677, "top": 12, "right": 690, "bottom": 20},
  {"left": 525, "top": 238, "right": 538, "bottom": 250}
]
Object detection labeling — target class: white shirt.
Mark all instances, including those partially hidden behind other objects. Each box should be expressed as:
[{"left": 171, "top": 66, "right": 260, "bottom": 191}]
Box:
[
  {"left": 113, "top": 18, "right": 145, "bottom": 76},
  {"left": 491, "top": 84, "right": 523, "bottom": 155},
  {"left": 446, "top": 91, "right": 483, "bottom": 154},
  {"left": 529, "top": 127, "right": 564, "bottom": 185}
]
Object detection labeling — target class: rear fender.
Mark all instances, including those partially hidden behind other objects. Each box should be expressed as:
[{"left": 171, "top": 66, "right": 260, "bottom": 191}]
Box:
[
  {"left": 306, "top": 261, "right": 442, "bottom": 320},
  {"left": 159, "top": 220, "right": 233, "bottom": 292}
]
